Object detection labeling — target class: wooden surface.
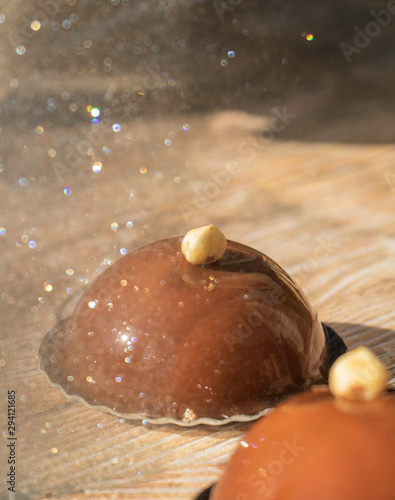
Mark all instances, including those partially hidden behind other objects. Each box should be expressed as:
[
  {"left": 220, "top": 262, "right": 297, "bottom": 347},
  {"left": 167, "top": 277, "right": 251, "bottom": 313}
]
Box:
[{"left": 1, "top": 1, "right": 395, "bottom": 499}]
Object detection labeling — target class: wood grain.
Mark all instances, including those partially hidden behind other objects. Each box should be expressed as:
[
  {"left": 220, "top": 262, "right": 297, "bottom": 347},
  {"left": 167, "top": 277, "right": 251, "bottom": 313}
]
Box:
[{"left": 1, "top": 1, "right": 395, "bottom": 499}]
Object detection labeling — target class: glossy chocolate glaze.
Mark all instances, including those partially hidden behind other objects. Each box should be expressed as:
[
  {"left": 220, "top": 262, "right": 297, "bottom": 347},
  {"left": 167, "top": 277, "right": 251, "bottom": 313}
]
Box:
[
  {"left": 210, "top": 387, "right": 395, "bottom": 500},
  {"left": 39, "top": 238, "right": 329, "bottom": 424}
]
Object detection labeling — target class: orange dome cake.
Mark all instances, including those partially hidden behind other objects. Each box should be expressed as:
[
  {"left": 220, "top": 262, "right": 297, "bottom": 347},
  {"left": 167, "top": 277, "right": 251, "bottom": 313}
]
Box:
[{"left": 200, "top": 347, "right": 394, "bottom": 499}]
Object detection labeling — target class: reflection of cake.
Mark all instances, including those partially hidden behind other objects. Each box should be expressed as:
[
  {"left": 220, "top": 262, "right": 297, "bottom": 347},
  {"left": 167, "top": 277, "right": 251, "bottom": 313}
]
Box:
[
  {"left": 39, "top": 225, "right": 345, "bottom": 425},
  {"left": 205, "top": 347, "right": 395, "bottom": 500}
]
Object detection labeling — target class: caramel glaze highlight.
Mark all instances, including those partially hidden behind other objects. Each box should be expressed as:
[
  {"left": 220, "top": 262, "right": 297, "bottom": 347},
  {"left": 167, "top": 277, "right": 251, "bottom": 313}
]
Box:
[
  {"left": 39, "top": 238, "right": 329, "bottom": 423},
  {"left": 210, "top": 387, "right": 395, "bottom": 500}
]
